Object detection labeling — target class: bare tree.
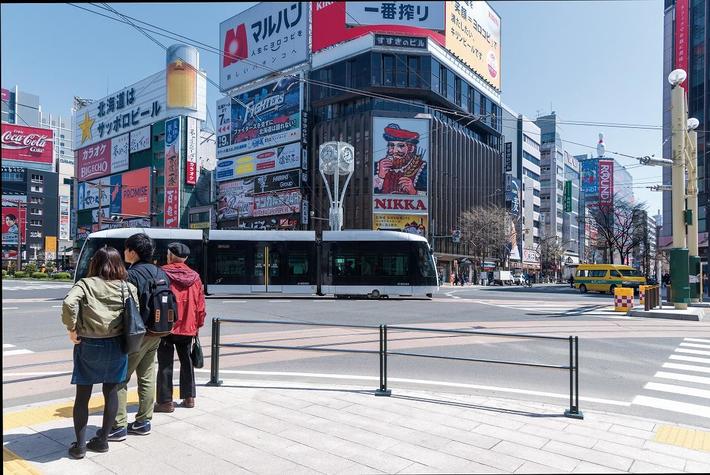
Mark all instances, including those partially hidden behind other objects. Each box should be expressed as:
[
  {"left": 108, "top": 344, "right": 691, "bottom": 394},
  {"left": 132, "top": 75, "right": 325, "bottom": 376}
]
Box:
[
  {"left": 583, "top": 193, "right": 647, "bottom": 265},
  {"left": 459, "top": 204, "right": 515, "bottom": 281},
  {"left": 536, "top": 235, "right": 566, "bottom": 281}
]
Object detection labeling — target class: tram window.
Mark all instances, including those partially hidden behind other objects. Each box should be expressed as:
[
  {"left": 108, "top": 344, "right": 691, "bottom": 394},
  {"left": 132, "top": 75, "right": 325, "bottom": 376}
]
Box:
[
  {"left": 215, "top": 252, "right": 248, "bottom": 278},
  {"left": 288, "top": 252, "right": 309, "bottom": 276},
  {"left": 381, "top": 254, "right": 409, "bottom": 277},
  {"left": 417, "top": 246, "right": 436, "bottom": 277}
]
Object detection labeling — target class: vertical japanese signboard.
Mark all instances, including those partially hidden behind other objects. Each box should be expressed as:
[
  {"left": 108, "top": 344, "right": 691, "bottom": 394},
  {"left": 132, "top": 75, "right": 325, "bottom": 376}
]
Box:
[
  {"left": 185, "top": 117, "right": 198, "bottom": 185},
  {"left": 564, "top": 180, "right": 572, "bottom": 213},
  {"left": 504, "top": 142, "right": 512, "bottom": 172},
  {"left": 598, "top": 160, "right": 614, "bottom": 209},
  {"left": 164, "top": 118, "right": 181, "bottom": 228},
  {"left": 580, "top": 159, "right": 599, "bottom": 194},
  {"left": 59, "top": 196, "right": 70, "bottom": 241},
  {"left": 675, "top": 0, "right": 689, "bottom": 88}
]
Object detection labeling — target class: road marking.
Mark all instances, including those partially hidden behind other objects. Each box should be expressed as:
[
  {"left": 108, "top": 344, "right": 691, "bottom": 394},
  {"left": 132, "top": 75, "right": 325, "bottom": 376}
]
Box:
[
  {"left": 685, "top": 338, "right": 710, "bottom": 344},
  {"left": 3, "top": 371, "right": 70, "bottom": 377},
  {"left": 3, "top": 344, "right": 15, "bottom": 348},
  {"left": 680, "top": 342, "right": 710, "bottom": 350},
  {"left": 669, "top": 354, "right": 710, "bottom": 364},
  {"left": 654, "top": 371, "right": 710, "bottom": 386},
  {"left": 268, "top": 300, "right": 292, "bottom": 303},
  {"left": 312, "top": 300, "right": 335, "bottom": 302},
  {"left": 194, "top": 369, "right": 631, "bottom": 407},
  {"left": 644, "top": 381, "right": 710, "bottom": 399},
  {"left": 3, "top": 349, "right": 33, "bottom": 356},
  {"left": 222, "top": 300, "right": 247, "bottom": 303},
  {"left": 51, "top": 305, "right": 62, "bottom": 308},
  {"left": 676, "top": 348, "right": 710, "bottom": 357},
  {"left": 663, "top": 362, "right": 710, "bottom": 374},
  {"left": 2, "top": 307, "right": 19, "bottom": 310},
  {"left": 632, "top": 395, "right": 710, "bottom": 419}
]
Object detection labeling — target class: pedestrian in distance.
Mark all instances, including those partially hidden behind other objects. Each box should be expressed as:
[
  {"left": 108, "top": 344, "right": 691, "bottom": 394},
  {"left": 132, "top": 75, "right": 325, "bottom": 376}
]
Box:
[
  {"left": 155, "top": 242, "right": 206, "bottom": 412},
  {"left": 101, "top": 233, "right": 172, "bottom": 441},
  {"left": 61, "top": 246, "right": 139, "bottom": 459}
]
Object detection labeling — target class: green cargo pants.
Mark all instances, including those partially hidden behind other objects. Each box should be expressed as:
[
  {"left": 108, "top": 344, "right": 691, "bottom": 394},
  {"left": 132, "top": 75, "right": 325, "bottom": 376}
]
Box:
[{"left": 114, "top": 335, "right": 161, "bottom": 428}]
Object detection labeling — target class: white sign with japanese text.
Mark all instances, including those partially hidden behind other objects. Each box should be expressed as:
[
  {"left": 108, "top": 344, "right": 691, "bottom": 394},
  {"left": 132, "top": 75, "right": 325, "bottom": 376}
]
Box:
[
  {"left": 220, "top": 2, "right": 309, "bottom": 91},
  {"left": 129, "top": 126, "right": 151, "bottom": 153},
  {"left": 110, "top": 134, "right": 129, "bottom": 174},
  {"left": 345, "top": 2, "right": 444, "bottom": 30}
]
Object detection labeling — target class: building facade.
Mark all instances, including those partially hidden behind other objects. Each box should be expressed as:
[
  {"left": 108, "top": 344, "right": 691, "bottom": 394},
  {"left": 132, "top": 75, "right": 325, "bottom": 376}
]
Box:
[{"left": 661, "top": 0, "right": 709, "bottom": 266}]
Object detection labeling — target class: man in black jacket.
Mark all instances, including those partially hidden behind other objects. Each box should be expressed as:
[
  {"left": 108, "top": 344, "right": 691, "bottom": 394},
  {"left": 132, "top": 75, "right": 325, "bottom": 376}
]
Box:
[{"left": 100, "top": 233, "right": 170, "bottom": 441}]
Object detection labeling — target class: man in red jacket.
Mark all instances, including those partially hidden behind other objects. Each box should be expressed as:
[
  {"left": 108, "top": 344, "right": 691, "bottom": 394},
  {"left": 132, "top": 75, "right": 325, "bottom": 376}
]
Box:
[{"left": 154, "top": 242, "right": 206, "bottom": 412}]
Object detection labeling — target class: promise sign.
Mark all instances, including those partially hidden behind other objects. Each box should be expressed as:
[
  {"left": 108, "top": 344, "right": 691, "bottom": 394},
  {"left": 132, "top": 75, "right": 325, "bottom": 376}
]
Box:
[{"left": 598, "top": 160, "right": 614, "bottom": 208}]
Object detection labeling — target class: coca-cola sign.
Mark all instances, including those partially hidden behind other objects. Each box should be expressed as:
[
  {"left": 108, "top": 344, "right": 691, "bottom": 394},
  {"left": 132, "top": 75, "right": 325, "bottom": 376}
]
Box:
[{"left": 1, "top": 124, "right": 53, "bottom": 164}]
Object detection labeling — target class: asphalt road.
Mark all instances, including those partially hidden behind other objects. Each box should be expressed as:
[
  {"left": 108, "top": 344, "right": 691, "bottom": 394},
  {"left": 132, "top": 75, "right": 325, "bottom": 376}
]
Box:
[{"left": 3, "top": 280, "right": 710, "bottom": 428}]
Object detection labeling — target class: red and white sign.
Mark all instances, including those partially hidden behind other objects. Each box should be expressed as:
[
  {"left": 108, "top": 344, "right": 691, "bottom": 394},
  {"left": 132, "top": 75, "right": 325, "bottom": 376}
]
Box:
[
  {"left": 1, "top": 124, "right": 53, "bottom": 164},
  {"left": 76, "top": 139, "right": 111, "bottom": 181},
  {"left": 1, "top": 88, "right": 10, "bottom": 102},
  {"left": 185, "top": 117, "right": 198, "bottom": 185},
  {"left": 312, "top": 1, "right": 445, "bottom": 52},
  {"left": 675, "top": 0, "right": 689, "bottom": 88},
  {"left": 373, "top": 197, "right": 428, "bottom": 213},
  {"left": 598, "top": 160, "right": 614, "bottom": 208}
]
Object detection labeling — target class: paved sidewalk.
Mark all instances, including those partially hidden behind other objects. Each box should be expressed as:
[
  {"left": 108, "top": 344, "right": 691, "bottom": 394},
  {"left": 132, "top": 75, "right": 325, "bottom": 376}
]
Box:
[{"left": 4, "top": 379, "right": 710, "bottom": 474}]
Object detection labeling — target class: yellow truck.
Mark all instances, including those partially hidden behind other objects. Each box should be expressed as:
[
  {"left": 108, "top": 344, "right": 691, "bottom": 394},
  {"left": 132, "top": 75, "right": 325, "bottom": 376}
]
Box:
[{"left": 574, "top": 264, "right": 647, "bottom": 294}]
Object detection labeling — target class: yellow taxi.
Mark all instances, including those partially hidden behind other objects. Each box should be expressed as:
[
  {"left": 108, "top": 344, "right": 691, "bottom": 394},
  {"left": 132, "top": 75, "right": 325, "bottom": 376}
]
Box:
[{"left": 574, "top": 264, "right": 647, "bottom": 294}]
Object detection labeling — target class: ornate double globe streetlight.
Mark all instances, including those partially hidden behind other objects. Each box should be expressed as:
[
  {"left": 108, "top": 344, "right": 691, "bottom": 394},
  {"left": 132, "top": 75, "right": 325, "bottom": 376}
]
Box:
[{"left": 318, "top": 141, "right": 355, "bottom": 231}]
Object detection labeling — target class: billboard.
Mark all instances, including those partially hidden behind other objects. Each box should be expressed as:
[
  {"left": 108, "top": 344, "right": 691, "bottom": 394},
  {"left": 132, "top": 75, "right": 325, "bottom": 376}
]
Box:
[
  {"left": 345, "top": 2, "right": 444, "bottom": 30},
  {"left": 216, "top": 142, "right": 300, "bottom": 181},
  {"left": 675, "top": 0, "right": 689, "bottom": 89},
  {"left": 253, "top": 169, "right": 300, "bottom": 194},
  {"left": 372, "top": 117, "right": 429, "bottom": 231},
  {"left": 59, "top": 195, "right": 70, "bottom": 241},
  {"left": 75, "top": 134, "right": 129, "bottom": 181},
  {"left": 373, "top": 214, "right": 427, "bottom": 237},
  {"left": 220, "top": 2, "right": 309, "bottom": 91},
  {"left": 121, "top": 168, "right": 151, "bottom": 217},
  {"left": 445, "top": 1, "right": 501, "bottom": 90},
  {"left": 505, "top": 175, "right": 521, "bottom": 216},
  {"left": 598, "top": 160, "right": 614, "bottom": 208},
  {"left": 129, "top": 125, "right": 151, "bottom": 153},
  {"left": 216, "top": 76, "right": 301, "bottom": 158},
  {"left": 78, "top": 176, "right": 110, "bottom": 210},
  {"left": 580, "top": 159, "right": 599, "bottom": 194},
  {"left": 312, "top": 1, "right": 445, "bottom": 52},
  {"left": 164, "top": 118, "right": 181, "bottom": 228},
  {"left": 218, "top": 178, "right": 254, "bottom": 220},
  {"left": 185, "top": 117, "right": 198, "bottom": 185},
  {"left": 73, "top": 69, "right": 206, "bottom": 149},
  {"left": 1, "top": 124, "right": 53, "bottom": 164},
  {"left": 2, "top": 203, "right": 26, "bottom": 245},
  {"left": 253, "top": 189, "right": 301, "bottom": 217},
  {"left": 1, "top": 166, "right": 27, "bottom": 195}
]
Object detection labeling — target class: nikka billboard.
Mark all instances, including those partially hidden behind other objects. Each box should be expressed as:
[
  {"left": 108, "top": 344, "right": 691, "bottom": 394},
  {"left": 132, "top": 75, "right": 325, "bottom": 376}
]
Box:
[
  {"left": 220, "top": 2, "right": 309, "bottom": 91},
  {"left": 372, "top": 117, "right": 429, "bottom": 233}
]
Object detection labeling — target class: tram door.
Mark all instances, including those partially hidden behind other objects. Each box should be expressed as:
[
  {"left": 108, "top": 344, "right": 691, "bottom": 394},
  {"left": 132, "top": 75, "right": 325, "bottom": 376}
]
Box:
[{"left": 251, "top": 243, "right": 282, "bottom": 293}]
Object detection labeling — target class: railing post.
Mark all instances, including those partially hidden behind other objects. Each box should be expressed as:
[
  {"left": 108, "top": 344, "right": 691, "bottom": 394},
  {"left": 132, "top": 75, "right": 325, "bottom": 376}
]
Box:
[
  {"left": 375, "top": 324, "right": 391, "bottom": 396},
  {"left": 564, "top": 335, "right": 583, "bottom": 419},
  {"left": 207, "top": 317, "right": 222, "bottom": 386}
]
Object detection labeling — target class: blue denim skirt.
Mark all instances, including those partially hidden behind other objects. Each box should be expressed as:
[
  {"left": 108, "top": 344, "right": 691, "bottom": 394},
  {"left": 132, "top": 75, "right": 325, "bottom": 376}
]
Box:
[{"left": 71, "top": 336, "right": 128, "bottom": 385}]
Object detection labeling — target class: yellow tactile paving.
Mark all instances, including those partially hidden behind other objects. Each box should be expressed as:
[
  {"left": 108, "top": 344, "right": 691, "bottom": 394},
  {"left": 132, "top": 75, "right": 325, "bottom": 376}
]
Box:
[
  {"left": 655, "top": 424, "right": 710, "bottom": 452},
  {"left": 3, "top": 448, "right": 43, "bottom": 475}
]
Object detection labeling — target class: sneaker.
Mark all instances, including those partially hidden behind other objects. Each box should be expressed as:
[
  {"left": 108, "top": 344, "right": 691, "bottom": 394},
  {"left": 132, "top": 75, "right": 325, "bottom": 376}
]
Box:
[
  {"left": 68, "top": 442, "right": 86, "bottom": 459},
  {"left": 95, "top": 426, "right": 127, "bottom": 442},
  {"left": 86, "top": 437, "right": 109, "bottom": 453},
  {"left": 127, "top": 420, "right": 151, "bottom": 435},
  {"left": 153, "top": 401, "right": 175, "bottom": 413}
]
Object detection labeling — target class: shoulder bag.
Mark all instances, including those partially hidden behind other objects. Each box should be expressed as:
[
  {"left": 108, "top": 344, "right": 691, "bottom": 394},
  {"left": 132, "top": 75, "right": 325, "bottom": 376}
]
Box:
[
  {"left": 190, "top": 335, "right": 204, "bottom": 368},
  {"left": 121, "top": 281, "right": 146, "bottom": 354}
]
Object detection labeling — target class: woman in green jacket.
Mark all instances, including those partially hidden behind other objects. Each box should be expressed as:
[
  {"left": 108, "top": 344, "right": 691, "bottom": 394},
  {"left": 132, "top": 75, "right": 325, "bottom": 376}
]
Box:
[{"left": 61, "top": 246, "right": 139, "bottom": 459}]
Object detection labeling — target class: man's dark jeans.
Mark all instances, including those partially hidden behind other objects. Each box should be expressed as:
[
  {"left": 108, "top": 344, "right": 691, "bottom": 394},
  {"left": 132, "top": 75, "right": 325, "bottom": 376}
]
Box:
[{"left": 157, "top": 334, "right": 195, "bottom": 403}]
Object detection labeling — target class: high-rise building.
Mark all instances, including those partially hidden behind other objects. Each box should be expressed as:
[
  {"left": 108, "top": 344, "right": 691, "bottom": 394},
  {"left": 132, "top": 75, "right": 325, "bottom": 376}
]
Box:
[
  {"left": 562, "top": 152, "right": 581, "bottom": 268},
  {"left": 661, "top": 0, "right": 708, "bottom": 267},
  {"left": 1, "top": 86, "right": 40, "bottom": 127}
]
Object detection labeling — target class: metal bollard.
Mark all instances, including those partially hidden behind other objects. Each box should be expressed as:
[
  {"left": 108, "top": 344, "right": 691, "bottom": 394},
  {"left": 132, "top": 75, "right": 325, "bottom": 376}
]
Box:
[
  {"left": 375, "top": 324, "right": 391, "bottom": 396},
  {"left": 207, "top": 318, "right": 222, "bottom": 386}
]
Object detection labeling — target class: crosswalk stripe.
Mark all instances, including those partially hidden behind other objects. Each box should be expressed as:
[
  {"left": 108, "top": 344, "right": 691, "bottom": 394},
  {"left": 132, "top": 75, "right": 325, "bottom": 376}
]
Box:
[
  {"left": 632, "top": 395, "right": 710, "bottom": 418},
  {"left": 663, "top": 362, "right": 710, "bottom": 374},
  {"left": 644, "top": 382, "right": 710, "bottom": 399},
  {"left": 3, "top": 349, "right": 33, "bottom": 356},
  {"left": 654, "top": 371, "right": 710, "bottom": 386},
  {"left": 669, "top": 354, "right": 710, "bottom": 365},
  {"left": 680, "top": 342, "right": 710, "bottom": 350},
  {"left": 685, "top": 338, "right": 710, "bottom": 344},
  {"left": 3, "top": 344, "right": 16, "bottom": 348},
  {"left": 675, "top": 348, "right": 710, "bottom": 357}
]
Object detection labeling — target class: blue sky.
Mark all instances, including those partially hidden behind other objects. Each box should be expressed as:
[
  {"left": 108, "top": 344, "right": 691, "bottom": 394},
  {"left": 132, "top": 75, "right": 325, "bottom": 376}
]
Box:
[{"left": 1, "top": 1, "right": 664, "bottom": 212}]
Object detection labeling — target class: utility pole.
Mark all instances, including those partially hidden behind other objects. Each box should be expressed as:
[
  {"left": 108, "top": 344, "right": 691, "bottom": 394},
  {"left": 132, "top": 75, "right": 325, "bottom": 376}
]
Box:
[
  {"left": 686, "top": 118, "right": 700, "bottom": 300},
  {"left": 97, "top": 181, "right": 104, "bottom": 231}
]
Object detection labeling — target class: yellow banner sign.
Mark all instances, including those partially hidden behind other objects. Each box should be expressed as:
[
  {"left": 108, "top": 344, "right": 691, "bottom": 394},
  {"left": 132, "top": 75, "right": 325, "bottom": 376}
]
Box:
[{"left": 373, "top": 213, "right": 428, "bottom": 237}]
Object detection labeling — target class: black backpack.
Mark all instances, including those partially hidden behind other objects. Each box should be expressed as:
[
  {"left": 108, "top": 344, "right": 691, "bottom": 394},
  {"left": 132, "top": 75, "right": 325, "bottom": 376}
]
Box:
[{"left": 134, "top": 266, "right": 179, "bottom": 336}]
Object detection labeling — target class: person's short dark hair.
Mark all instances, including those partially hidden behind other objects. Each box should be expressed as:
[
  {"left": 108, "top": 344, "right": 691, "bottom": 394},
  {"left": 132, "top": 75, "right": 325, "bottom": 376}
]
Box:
[
  {"left": 167, "top": 242, "right": 190, "bottom": 259},
  {"left": 88, "top": 245, "right": 127, "bottom": 281},
  {"left": 6, "top": 213, "right": 17, "bottom": 221},
  {"left": 125, "top": 233, "right": 154, "bottom": 262}
]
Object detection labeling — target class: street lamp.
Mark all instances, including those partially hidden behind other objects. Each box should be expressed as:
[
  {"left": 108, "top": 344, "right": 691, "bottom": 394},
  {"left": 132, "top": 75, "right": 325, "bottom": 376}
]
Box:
[{"left": 319, "top": 141, "right": 354, "bottom": 231}]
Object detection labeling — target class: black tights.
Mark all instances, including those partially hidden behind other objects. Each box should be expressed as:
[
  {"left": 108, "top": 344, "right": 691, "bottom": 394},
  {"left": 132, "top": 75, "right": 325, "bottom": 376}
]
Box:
[{"left": 73, "top": 383, "right": 119, "bottom": 447}]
